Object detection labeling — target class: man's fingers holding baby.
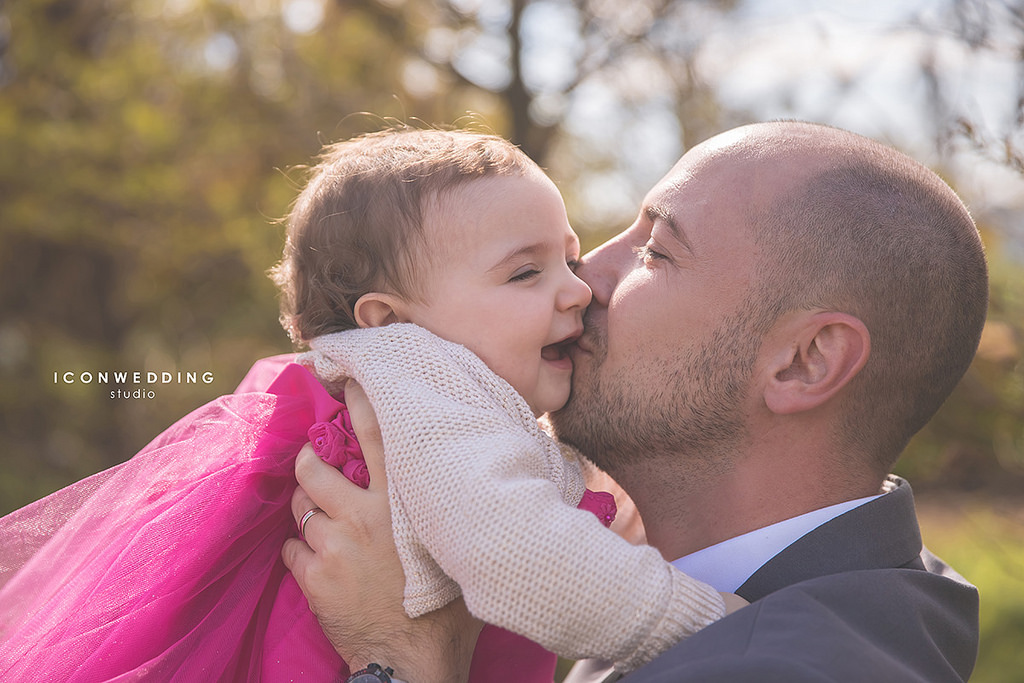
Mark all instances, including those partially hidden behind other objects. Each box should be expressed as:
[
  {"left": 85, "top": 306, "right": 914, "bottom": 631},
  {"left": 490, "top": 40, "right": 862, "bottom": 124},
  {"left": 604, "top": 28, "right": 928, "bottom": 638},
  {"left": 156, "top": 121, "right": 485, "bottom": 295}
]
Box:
[
  {"left": 292, "top": 399, "right": 392, "bottom": 551},
  {"left": 294, "top": 442, "right": 358, "bottom": 518},
  {"left": 291, "top": 483, "right": 326, "bottom": 545},
  {"left": 285, "top": 445, "right": 416, "bottom": 668}
]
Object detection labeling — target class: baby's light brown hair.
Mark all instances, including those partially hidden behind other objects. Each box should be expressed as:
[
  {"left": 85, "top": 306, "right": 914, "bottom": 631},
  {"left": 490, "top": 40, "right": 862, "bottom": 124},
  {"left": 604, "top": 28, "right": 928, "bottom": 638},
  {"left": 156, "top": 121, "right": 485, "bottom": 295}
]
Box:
[{"left": 270, "top": 127, "right": 538, "bottom": 345}]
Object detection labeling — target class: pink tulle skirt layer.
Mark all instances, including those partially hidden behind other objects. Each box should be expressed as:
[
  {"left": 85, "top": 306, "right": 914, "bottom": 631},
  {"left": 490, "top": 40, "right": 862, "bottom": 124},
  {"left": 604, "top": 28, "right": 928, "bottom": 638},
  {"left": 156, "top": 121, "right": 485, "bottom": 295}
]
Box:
[{"left": 0, "top": 358, "right": 563, "bottom": 682}]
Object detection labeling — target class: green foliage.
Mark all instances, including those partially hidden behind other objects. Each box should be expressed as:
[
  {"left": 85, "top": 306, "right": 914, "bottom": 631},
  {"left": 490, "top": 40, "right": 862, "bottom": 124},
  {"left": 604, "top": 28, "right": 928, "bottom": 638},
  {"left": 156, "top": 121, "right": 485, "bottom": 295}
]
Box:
[
  {"left": 0, "top": 0, "right": 491, "bottom": 512},
  {"left": 917, "top": 496, "right": 1024, "bottom": 683}
]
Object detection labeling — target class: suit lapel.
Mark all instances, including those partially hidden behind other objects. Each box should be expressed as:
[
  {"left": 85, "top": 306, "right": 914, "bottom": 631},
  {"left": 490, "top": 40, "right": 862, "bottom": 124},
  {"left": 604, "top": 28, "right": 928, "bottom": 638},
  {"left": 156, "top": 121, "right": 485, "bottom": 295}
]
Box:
[{"left": 736, "top": 475, "right": 923, "bottom": 601}]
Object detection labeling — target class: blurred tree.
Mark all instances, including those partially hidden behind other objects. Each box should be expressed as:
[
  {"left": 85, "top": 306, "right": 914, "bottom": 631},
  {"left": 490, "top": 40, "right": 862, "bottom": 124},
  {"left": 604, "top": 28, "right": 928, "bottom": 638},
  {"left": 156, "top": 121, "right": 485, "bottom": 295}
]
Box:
[
  {"left": 919, "top": 0, "right": 1024, "bottom": 170},
  {"left": 355, "top": 0, "right": 741, "bottom": 230},
  {"left": 0, "top": 0, "right": 453, "bottom": 510}
]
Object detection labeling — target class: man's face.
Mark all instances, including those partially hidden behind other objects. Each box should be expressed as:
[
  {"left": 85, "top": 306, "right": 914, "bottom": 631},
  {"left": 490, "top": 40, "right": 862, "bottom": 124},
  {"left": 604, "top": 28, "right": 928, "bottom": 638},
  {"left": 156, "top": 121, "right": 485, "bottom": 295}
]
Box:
[{"left": 550, "top": 142, "right": 766, "bottom": 476}]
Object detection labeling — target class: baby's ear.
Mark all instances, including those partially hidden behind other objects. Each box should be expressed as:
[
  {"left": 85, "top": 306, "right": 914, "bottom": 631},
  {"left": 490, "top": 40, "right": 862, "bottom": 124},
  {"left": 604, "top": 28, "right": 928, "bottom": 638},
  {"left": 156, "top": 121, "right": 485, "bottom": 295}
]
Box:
[{"left": 354, "top": 293, "right": 406, "bottom": 329}]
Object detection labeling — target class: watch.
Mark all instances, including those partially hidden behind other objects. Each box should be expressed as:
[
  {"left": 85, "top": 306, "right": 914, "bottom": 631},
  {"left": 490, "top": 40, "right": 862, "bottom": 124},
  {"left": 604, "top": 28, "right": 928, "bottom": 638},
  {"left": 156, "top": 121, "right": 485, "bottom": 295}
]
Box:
[{"left": 346, "top": 662, "right": 409, "bottom": 683}]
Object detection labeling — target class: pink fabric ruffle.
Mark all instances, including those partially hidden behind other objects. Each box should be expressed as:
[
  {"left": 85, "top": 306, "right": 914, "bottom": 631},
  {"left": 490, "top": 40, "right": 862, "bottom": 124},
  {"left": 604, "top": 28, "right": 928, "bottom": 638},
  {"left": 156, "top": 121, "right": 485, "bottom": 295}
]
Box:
[
  {"left": 0, "top": 361, "right": 345, "bottom": 681},
  {"left": 0, "top": 356, "right": 617, "bottom": 682}
]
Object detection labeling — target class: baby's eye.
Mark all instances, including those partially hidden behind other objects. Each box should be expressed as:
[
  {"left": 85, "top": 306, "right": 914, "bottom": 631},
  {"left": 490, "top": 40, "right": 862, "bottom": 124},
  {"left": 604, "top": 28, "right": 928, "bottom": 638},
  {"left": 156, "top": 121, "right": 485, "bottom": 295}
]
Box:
[
  {"left": 566, "top": 259, "right": 581, "bottom": 272},
  {"left": 509, "top": 268, "right": 541, "bottom": 283}
]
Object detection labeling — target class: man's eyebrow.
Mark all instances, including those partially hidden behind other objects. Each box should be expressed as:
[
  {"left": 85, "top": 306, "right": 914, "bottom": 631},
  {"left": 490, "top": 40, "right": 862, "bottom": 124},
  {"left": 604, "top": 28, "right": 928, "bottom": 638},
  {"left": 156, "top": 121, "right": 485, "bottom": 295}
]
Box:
[{"left": 645, "top": 204, "right": 693, "bottom": 254}]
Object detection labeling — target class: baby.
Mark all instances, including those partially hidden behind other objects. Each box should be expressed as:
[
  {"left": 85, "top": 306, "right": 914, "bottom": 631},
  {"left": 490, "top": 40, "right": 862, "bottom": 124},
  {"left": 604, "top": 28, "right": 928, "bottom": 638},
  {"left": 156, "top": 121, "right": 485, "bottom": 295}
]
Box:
[
  {"left": 0, "top": 127, "right": 737, "bottom": 682},
  {"left": 275, "top": 127, "right": 738, "bottom": 677}
]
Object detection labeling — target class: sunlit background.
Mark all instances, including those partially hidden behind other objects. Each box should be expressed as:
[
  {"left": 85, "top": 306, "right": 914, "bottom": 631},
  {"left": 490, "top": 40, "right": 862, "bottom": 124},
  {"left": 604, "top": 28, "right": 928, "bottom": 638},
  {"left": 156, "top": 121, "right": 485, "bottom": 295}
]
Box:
[{"left": 1, "top": 1, "right": 1022, "bottom": 679}]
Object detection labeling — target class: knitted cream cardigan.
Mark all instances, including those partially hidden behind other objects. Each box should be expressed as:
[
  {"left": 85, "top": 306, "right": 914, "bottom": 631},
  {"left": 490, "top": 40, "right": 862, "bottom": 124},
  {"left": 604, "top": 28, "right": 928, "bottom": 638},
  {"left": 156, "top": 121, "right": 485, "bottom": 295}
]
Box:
[{"left": 300, "top": 324, "right": 725, "bottom": 672}]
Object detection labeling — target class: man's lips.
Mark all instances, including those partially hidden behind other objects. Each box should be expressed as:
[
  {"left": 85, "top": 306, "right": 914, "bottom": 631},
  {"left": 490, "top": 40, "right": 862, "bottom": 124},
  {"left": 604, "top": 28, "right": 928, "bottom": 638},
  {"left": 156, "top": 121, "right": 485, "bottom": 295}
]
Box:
[
  {"left": 566, "top": 328, "right": 596, "bottom": 355},
  {"left": 570, "top": 334, "right": 592, "bottom": 354}
]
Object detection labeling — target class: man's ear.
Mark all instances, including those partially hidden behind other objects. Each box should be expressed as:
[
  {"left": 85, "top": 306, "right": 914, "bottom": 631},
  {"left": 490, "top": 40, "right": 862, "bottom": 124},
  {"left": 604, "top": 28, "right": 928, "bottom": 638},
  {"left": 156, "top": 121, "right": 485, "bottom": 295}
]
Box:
[
  {"left": 353, "top": 292, "right": 408, "bottom": 329},
  {"left": 763, "top": 312, "right": 870, "bottom": 415}
]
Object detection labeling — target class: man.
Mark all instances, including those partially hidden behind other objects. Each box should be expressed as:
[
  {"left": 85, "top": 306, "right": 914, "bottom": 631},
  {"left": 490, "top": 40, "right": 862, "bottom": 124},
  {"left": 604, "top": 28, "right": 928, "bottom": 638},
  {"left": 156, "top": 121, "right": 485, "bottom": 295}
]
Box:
[{"left": 283, "top": 121, "right": 986, "bottom": 682}]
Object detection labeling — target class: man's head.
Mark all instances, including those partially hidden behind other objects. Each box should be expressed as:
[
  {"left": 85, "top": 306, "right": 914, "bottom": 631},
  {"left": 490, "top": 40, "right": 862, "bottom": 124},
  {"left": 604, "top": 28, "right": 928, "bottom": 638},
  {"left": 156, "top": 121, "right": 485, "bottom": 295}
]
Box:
[{"left": 551, "top": 121, "right": 987, "bottom": 503}]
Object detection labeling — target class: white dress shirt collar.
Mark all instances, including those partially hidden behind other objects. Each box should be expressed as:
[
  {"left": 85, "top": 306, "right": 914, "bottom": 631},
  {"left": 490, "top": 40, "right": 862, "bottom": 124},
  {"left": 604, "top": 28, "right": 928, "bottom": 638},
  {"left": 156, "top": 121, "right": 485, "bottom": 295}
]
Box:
[{"left": 670, "top": 492, "right": 884, "bottom": 593}]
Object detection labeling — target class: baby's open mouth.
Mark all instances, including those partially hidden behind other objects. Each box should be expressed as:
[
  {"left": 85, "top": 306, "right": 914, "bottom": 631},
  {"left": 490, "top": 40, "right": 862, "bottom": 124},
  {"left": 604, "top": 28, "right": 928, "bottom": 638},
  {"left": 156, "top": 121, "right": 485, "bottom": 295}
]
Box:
[
  {"left": 541, "top": 330, "right": 582, "bottom": 362},
  {"left": 541, "top": 343, "right": 568, "bottom": 361}
]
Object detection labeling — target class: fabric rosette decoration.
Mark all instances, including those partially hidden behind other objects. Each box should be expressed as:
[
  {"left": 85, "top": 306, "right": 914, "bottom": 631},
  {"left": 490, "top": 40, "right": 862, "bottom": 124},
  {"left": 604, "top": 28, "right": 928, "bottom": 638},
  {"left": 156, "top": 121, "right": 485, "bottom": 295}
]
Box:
[
  {"left": 307, "top": 408, "right": 369, "bottom": 488},
  {"left": 578, "top": 489, "right": 617, "bottom": 528}
]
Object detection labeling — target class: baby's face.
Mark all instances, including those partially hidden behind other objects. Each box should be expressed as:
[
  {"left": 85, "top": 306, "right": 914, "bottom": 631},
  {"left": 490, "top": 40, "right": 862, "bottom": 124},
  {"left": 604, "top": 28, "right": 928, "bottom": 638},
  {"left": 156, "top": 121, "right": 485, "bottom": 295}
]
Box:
[{"left": 405, "top": 167, "right": 591, "bottom": 415}]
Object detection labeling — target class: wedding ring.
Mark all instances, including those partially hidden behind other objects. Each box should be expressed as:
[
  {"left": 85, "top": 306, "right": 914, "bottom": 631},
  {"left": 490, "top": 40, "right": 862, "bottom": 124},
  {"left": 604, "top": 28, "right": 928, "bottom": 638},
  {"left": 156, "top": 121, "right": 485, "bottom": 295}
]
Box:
[{"left": 299, "top": 507, "right": 324, "bottom": 540}]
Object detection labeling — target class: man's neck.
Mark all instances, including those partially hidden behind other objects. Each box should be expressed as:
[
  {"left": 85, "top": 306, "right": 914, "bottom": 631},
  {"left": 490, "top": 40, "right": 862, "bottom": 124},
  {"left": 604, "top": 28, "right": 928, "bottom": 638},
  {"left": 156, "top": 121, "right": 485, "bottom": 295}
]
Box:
[{"left": 618, "top": 454, "right": 883, "bottom": 561}]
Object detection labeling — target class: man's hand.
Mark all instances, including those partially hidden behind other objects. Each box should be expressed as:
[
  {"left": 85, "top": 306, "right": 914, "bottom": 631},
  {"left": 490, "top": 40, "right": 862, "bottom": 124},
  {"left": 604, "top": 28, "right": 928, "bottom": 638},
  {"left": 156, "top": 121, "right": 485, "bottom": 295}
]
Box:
[{"left": 282, "top": 380, "right": 482, "bottom": 683}]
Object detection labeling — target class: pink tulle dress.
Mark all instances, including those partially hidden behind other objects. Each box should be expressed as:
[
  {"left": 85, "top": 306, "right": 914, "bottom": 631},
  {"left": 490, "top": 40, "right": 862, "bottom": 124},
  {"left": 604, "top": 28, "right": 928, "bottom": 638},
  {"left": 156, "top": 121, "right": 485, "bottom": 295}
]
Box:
[{"left": 0, "top": 357, "right": 615, "bottom": 681}]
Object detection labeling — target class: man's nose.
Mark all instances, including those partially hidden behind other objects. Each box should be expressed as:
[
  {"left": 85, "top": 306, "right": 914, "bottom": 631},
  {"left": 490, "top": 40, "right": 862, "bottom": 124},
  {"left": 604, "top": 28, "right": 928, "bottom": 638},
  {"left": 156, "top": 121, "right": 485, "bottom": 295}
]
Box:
[{"left": 576, "top": 231, "right": 634, "bottom": 307}]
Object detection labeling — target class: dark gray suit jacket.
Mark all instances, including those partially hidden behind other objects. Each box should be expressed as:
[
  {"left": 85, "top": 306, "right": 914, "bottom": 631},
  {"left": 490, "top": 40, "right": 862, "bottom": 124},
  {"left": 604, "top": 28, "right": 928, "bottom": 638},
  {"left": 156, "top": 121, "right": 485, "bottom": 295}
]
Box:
[{"left": 623, "top": 476, "right": 979, "bottom": 682}]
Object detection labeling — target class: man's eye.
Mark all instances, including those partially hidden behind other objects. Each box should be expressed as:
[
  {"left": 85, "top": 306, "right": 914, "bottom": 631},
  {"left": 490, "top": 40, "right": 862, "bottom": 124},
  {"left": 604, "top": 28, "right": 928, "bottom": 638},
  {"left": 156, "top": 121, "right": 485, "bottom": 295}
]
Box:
[
  {"left": 633, "top": 244, "right": 668, "bottom": 263},
  {"left": 509, "top": 268, "right": 541, "bottom": 282}
]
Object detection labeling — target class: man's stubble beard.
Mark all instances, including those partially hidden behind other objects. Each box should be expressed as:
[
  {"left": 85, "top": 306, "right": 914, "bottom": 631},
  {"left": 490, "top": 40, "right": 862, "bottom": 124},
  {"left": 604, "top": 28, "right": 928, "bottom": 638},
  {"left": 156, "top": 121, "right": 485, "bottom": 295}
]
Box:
[{"left": 549, "top": 309, "right": 759, "bottom": 483}]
